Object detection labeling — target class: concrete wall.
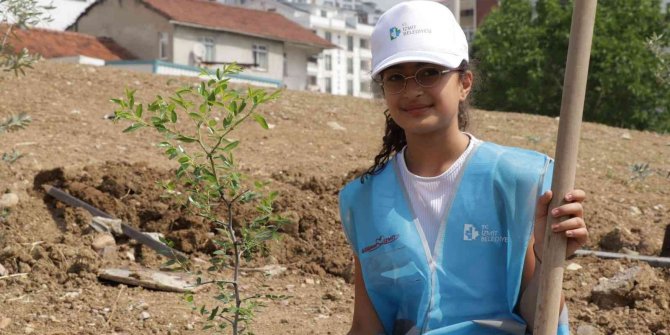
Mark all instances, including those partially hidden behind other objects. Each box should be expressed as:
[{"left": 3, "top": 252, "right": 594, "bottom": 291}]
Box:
[
  {"left": 172, "top": 25, "right": 285, "bottom": 82},
  {"left": 284, "top": 44, "right": 317, "bottom": 91},
  {"left": 73, "top": 0, "right": 174, "bottom": 60}
]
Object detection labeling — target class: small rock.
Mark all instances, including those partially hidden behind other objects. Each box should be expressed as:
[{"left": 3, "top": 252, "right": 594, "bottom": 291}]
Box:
[
  {"left": 629, "top": 206, "right": 642, "bottom": 216},
  {"left": 326, "top": 121, "right": 346, "bottom": 131},
  {"left": 576, "top": 324, "right": 602, "bottom": 335},
  {"left": 185, "top": 323, "right": 194, "bottom": 330},
  {"left": 0, "top": 263, "right": 8, "bottom": 277},
  {"left": 24, "top": 325, "right": 34, "bottom": 334},
  {"left": 0, "top": 317, "right": 11, "bottom": 329},
  {"left": 323, "top": 292, "right": 341, "bottom": 301},
  {"left": 137, "top": 302, "right": 149, "bottom": 310},
  {"left": 305, "top": 278, "right": 315, "bottom": 285},
  {"left": 92, "top": 234, "right": 116, "bottom": 253},
  {"left": 566, "top": 263, "right": 582, "bottom": 271},
  {"left": 0, "top": 193, "right": 19, "bottom": 209},
  {"left": 621, "top": 132, "right": 632, "bottom": 140},
  {"left": 139, "top": 311, "right": 151, "bottom": 320},
  {"left": 280, "top": 319, "right": 289, "bottom": 324},
  {"left": 125, "top": 251, "right": 135, "bottom": 262},
  {"left": 591, "top": 266, "right": 647, "bottom": 308}
]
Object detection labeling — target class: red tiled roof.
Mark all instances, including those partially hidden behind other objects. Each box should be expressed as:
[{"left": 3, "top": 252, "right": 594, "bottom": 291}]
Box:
[
  {"left": 5, "top": 26, "right": 135, "bottom": 61},
  {"left": 141, "top": 0, "right": 334, "bottom": 48}
]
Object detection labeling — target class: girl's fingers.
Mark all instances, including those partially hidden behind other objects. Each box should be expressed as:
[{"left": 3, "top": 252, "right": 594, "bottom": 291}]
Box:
[
  {"left": 551, "top": 217, "right": 585, "bottom": 233},
  {"left": 566, "top": 227, "right": 589, "bottom": 254},
  {"left": 551, "top": 202, "right": 583, "bottom": 218},
  {"left": 564, "top": 189, "right": 586, "bottom": 202}
]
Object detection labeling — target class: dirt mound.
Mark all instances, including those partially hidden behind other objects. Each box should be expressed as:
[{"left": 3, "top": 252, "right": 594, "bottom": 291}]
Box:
[{"left": 28, "top": 161, "right": 359, "bottom": 281}]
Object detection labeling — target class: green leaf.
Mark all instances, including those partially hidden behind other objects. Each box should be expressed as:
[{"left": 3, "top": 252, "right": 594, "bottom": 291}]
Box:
[
  {"left": 134, "top": 104, "right": 143, "bottom": 118},
  {"left": 208, "top": 306, "right": 219, "bottom": 321},
  {"left": 169, "top": 109, "right": 177, "bottom": 123},
  {"left": 110, "top": 98, "right": 123, "bottom": 106},
  {"left": 176, "top": 135, "right": 197, "bottom": 143},
  {"left": 253, "top": 114, "right": 269, "bottom": 129},
  {"left": 188, "top": 112, "right": 204, "bottom": 122},
  {"left": 222, "top": 140, "right": 239, "bottom": 152},
  {"left": 122, "top": 123, "right": 144, "bottom": 133}
]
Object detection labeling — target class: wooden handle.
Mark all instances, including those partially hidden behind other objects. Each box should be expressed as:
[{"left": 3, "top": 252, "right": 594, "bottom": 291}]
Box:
[{"left": 533, "top": 1, "right": 597, "bottom": 334}]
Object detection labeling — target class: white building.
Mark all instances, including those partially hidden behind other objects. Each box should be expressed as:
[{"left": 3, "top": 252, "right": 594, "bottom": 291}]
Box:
[
  {"left": 240, "top": 0, "right": 375, "bottom": 98},
  {"left": 68, "top": 0, "right": 333, "bottom": 89}
]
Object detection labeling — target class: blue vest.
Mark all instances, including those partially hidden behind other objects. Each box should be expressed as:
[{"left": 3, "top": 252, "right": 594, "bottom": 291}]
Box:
[{"left": 339, "top": 142, "right": 569, "bottom": 335}]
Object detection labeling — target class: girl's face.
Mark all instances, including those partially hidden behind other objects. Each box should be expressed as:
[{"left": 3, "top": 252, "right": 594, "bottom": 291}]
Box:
[{"left": 381, "top": 62, "right": 472, "bottom": 137}]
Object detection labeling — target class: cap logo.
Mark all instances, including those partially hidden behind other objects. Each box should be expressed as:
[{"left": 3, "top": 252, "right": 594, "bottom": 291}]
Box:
[
  {"left": 390, "top": 23, "right": 433, "bottom": 41},
  {"left": 389, "top": 27, "right": 401, "bottom": 40}
]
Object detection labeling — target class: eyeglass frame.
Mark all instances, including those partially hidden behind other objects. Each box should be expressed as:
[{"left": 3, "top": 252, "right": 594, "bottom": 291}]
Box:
[{"left": 374, "top": 66, "right": 461, "bottom": 95}]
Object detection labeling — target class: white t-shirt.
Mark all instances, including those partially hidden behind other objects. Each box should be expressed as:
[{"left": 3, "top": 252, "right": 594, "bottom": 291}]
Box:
[{"left": 397, "top": 133, "right": 482, "bottom": 253}]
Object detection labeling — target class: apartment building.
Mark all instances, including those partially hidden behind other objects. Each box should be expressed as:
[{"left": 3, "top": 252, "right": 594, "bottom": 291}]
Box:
[{"left": 240, "top": 0, "right": 375, "bottom": 98}]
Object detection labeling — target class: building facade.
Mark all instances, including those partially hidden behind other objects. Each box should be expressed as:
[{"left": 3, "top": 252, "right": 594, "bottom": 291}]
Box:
[
  {"left": 240, "top": 0, "right": 375, "bottom": 98},
  {"left": 69, "top": 0, "right": 333, "bottom": 89}
]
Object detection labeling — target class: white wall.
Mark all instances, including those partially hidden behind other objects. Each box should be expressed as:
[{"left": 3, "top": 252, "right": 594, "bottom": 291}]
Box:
[
  {"left": 284, "top": 44, "right": 312, "bottom": 90},
  {"left": 173, "top": 25, "right": 284, "bottom": 82},
  {"left": 73, "top": 0, "right": 174, "bottom": 60}
]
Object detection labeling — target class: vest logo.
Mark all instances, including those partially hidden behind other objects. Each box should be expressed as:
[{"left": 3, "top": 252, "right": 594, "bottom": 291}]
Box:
[
  {"left": 463, "top": 224, "right": 480, "bottom": 241},
  {"left": 390, "top": 27, "right": 401, "bottom": 40},
  {"left": 464, "top": 224, "right": 509, "bottom": 243},
  {"left": 362, "top": 234, "right": 399, "bottom": 254}
]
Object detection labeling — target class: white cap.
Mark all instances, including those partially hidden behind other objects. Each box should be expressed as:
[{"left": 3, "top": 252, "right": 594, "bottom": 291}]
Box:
[{"left": 371, "top": 0, "right": 469, "bottom": 79}]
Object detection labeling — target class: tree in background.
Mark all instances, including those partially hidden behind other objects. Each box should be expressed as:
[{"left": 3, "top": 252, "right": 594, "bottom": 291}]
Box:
[
  {"left": 0, "top": 0, "right": 52, "bottom": 163},
  {"left": 473, "top": 0, "right": 670, "bottom": 132},
  {"left": 0, "top": 0, "right": 52, "bottom": 76}
]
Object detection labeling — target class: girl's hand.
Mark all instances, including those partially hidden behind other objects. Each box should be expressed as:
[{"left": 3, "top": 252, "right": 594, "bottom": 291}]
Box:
[{"left": 533, "top": 189, "right": 588, "bottom": 259}]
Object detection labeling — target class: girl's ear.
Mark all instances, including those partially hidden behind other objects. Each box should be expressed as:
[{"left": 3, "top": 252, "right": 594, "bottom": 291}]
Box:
[{"left": 459, "top": 71, "right": 474, "bottom": 101}]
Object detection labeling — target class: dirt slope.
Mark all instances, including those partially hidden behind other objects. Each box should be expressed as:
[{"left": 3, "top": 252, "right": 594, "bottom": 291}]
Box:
[{"left": 0, "top": 62, "right": 668, "bottom": 334}]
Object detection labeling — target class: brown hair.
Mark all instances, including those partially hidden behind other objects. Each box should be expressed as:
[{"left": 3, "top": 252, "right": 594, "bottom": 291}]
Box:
[{"left": 360, "top": 61, "right": 471, "bottom": 182}]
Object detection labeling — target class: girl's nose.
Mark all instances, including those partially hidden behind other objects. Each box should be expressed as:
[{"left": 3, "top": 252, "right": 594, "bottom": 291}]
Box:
[{"left": 402, "top": 78, "right": 423, "bottom": 97}]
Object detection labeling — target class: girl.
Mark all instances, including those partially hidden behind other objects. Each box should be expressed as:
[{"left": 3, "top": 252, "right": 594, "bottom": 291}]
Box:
[{"left": 338, "top": 1, "right": 588, "bottom": 334}]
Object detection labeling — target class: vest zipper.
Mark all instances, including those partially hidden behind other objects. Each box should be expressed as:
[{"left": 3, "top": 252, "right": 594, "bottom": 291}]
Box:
[{"left": 394, "top": 142, "right": 483, "bottom": 334}]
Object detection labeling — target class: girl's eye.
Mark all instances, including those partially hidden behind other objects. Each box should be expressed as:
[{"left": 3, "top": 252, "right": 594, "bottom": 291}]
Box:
[
  {"left": 419, "top": 68, "right": 440, "bottom": 78},
  {"left": 385, "top": 73, "right": 405, "bottom": 82}
]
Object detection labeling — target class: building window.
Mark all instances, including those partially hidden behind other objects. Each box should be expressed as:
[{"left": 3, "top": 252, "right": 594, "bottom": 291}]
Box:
[
  {"left": 347, "top": 79, "right": 353, "bottom": 95},
  {"left": 325, "top": 77, "right": 332, "bottom": 93},
  {"left": 347, "top": 57, "right": 353, "bottom": 74},
  {"left": 347, "top": 35, "right": 354, "bottom": 51},
  {"left": 321, "top": 9, "right": 327, "bottom": 17},
  {"left": 203, "top": 37, "right": 215, "bottom": 62},
  {"left": 461, "top": 9, "right": 474, "bottom": 17},
  {"left": 325, "top": 55, "right": 332, "bottom": 71},
  {"left": 325, "top": 31, "right": 332, "bottom": 42},
  {"left": 309, "top": 76, "right": 317, "bottom": 86},
  {"left": 253, "top": 44, "right": 268, "bottom": 70},
  {"left": 158, "top": 32, "right": 168, "bottom": 59},
  {"left": 360, "top": 80, "right": 370, "bottom": 93},
  {"left": 360, "top": 59, "right": 370, "bottom": 72},
  {"left": 359, "top": 38, "right": 369, "bottom": 49}
]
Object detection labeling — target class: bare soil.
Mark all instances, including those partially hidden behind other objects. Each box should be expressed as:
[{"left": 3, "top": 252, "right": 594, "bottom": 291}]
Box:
[{"left": 0, "top": 62, "right": 669, "bottom": 334}]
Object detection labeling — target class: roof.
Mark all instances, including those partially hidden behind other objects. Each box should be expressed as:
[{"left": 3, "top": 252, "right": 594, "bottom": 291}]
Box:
[
  {"left": 129, "top": 0, "right": 332, "bottom": 49},
  {"left": 5, "top": 26, "right": 135, "bottom": 61}
]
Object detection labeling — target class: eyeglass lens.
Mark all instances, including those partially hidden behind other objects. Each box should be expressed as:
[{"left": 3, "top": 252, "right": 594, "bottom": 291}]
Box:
[{"left": 382, "top": 67, "right": 445, "bottom": 94}]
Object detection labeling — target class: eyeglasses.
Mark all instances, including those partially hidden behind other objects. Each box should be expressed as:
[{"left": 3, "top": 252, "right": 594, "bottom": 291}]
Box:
[{"left": 378, "top": 67, "right": 457, "bottom": 95}]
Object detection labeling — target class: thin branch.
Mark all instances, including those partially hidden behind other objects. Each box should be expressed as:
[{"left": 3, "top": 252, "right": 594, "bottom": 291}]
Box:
[
  {"left": 0, "top": 273, "right": 28, "bottom": 280},
  {"left": 106, "top": 285, "right": 125, "bottom": 326}
]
